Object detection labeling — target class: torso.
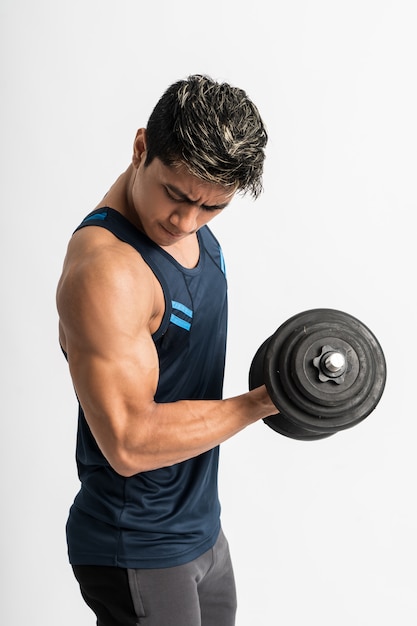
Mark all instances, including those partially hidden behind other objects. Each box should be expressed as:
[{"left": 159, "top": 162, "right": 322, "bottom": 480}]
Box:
[{"left": 62, "top": 206, "right": 228, "bottom": 568}]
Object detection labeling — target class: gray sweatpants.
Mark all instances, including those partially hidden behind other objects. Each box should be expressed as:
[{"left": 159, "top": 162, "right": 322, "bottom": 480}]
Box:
[{"left": 73, "top": 528, "right": 237, "bottom": 626}]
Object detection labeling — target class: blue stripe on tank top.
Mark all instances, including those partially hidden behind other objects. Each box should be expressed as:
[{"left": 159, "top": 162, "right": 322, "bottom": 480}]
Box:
[
  {"left": 219, "top": 247, "right": 226, "bottom": 275},
  {"left": 171, "top": 301, "right": 193, "bottom": 318},
  {"left": 170, "top": 301, "right": 193, "bottom": 331},
  {"left": 170, "top": 314, "right": 191, "bottom": 331},
  {"left": 83, "top": 211, "right": 108, "bottom": 223}
]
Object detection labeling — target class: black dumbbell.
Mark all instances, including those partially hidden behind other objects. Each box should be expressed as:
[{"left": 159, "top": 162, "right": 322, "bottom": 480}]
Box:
[{"left": 249, "top": 309, "right": 386, "bottom": 440}]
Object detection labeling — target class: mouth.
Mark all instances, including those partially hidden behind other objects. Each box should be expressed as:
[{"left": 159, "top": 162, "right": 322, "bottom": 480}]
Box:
[{"left": 160, "top": 224, "right": 185, "bottom": 240}]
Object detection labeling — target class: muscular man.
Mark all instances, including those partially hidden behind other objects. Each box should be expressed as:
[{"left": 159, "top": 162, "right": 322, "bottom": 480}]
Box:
[{"left": 57, "top": 74, "right": 276, "bottom": 626}]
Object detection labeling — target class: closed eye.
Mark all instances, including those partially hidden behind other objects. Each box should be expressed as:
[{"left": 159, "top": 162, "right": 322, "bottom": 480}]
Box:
[
  {"left": 164, "top": 187, "right": 183, "bottom": 202},
  {"left": 164, "top": 184, "right": 228, "bottom": 212},
  {"left": 201, "top": 203, "right": 224, "bottom": 213}
]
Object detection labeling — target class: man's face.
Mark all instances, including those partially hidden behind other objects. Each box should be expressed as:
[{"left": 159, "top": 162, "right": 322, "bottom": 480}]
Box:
[{"left": 129, "top": 155, "right": 235, "bottom": 247}]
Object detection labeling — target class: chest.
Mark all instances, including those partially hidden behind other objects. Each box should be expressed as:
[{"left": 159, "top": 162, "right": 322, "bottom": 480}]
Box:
[{"left": 151, "top": 238, "right": 227, "bottom": 340}]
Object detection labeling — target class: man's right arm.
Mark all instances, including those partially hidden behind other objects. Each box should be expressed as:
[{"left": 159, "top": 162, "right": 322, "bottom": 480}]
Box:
[{"left": 57, "top": 228, "right": 277, "bottom": 477}]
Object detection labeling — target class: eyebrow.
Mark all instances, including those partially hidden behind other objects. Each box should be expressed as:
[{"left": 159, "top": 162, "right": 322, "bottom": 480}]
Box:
[{"left": 165, "top": 183, "right": 230, "bottom": 211}]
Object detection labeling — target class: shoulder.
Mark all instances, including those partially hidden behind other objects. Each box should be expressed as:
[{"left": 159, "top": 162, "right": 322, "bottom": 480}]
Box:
[
  {"left": 57, "top": 226, "right": 161, "bottom": 342},
  {"left": 61, "top": 226, "right": 154, "bottom": 298}
]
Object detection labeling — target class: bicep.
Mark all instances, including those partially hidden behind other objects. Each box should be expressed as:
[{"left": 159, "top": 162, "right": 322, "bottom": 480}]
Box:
[
  {"left": 57, "top": 246, "right": 160, "bottom": 461},
  {"left": 68, "top": 327, "right": 159, "bottom": 420}
]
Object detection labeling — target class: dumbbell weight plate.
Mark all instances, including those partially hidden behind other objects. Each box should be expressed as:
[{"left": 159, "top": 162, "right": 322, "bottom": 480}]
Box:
[
  {"left": 249, "top": 338, "right": 333, "bottom": 440},
  {"left": 250, "top": 309, "right": 386, "bottom": 440}
]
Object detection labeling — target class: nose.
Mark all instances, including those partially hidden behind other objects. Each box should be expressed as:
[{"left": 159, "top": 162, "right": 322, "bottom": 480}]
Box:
[{"left": 169, "top": 204, "right": 199, "bottom": 234}]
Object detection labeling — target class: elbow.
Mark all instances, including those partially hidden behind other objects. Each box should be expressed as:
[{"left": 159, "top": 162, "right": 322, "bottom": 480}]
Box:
[
  {"left": 111, "top": 462, "right": 139, "bottom": 478},
  {"left": 107, "top": 449, "right": 146, "bottom": 477},
  {"left": 105, "top": 443, "right": 163, "bottom": 477},
  {"left": 88, "top": 407, "right": 168, "bottom": 476}
]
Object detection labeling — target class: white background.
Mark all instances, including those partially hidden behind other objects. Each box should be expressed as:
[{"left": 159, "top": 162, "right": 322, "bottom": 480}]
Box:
[{"left": 2, "top": 1, "right": 416, "bottom": 624}]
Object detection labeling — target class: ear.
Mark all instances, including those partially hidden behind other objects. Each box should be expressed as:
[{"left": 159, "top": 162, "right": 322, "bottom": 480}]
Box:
[{"left": 132, "top": 128, "right": 147, "bottom": 167}]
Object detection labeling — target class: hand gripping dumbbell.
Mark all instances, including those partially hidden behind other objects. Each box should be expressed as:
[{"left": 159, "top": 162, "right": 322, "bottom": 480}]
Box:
[{"left": 249, "top": 309, "right": 387, "bottom": 440}]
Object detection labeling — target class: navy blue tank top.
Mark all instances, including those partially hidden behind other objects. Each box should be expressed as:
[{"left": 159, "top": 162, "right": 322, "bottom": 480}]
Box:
[{"left": 66, "top": 208, "right": 228, "bottom": 568}]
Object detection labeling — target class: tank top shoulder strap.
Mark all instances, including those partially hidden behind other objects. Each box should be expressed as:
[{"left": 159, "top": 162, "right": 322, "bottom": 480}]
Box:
[
  {"left": 75, "top": 207, "right": 156, "bottom": 256},
  {"left": 197, "top": 224, "right": 226, "bottom": 277}
]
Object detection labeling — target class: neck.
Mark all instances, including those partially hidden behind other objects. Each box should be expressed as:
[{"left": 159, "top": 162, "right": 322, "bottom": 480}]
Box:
[{"left": 96, "top": 166, "right": 132, "bottom": 215}]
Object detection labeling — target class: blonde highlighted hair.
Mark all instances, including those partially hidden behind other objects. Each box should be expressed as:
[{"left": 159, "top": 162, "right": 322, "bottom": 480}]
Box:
[{"left": 145, "top": 75, "right": 268, "bottom": 198}]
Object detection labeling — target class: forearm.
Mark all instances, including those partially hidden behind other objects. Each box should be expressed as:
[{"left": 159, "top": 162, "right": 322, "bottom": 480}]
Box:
[{"left": 86, "top": 386, "right": 275, "bottom": 477}]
